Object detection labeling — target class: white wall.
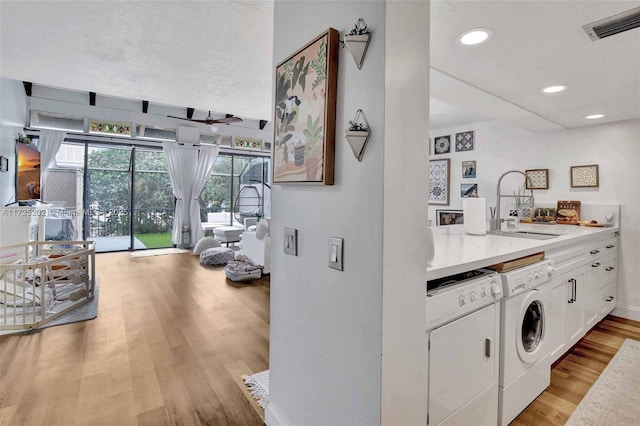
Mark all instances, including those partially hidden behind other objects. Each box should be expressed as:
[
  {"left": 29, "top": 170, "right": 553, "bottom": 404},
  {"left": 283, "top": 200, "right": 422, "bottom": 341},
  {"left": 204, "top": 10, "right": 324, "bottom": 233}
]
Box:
[
  {"left": 269, "top": 2, "right": 386, "bottom": 425},
  {"left": 0, "top": 78, "right": 28, "bottom": 205},
  {"left": 429, "top": 119, "right": 640, "bottom": 319}
]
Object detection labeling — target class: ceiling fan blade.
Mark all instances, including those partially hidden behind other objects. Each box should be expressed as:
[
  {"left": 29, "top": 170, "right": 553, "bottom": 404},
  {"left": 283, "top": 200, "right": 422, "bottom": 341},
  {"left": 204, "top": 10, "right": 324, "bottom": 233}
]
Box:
[
  {"left": 209, "top": 116, "right": 243, "bottom": 124},
  {"left": 167, "top": 114, "right": 194, "bottom": 121}
]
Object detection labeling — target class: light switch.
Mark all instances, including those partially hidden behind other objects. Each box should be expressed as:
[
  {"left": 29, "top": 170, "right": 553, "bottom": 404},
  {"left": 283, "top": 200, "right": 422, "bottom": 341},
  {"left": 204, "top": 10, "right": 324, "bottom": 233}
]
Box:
[
  {"left": 284, "top": 228, "right": 297, "bottom": 256},
  {"left": 328, "top": 237, "right": 343, "bottom": 271}
]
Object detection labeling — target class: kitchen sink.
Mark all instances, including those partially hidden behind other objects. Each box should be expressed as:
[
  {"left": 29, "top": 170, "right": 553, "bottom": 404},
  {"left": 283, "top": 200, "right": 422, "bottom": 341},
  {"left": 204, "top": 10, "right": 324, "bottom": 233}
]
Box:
[{"left": 489, "top": 230, "right": 561, "bottom": 240}]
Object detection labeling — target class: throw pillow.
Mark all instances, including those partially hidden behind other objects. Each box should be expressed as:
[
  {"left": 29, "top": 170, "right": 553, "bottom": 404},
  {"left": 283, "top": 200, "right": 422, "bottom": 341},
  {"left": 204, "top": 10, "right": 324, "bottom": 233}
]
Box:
[
  {"left": 255, "top": 218, "right": 270, "bottom": 240},
  {"left": 193, "top": 237, "right": 221, "bottom": 255}
]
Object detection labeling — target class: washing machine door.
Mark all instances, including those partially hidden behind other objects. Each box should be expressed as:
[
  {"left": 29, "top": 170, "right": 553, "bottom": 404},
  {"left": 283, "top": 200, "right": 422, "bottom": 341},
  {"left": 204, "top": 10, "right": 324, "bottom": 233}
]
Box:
[{"left": 516, "top": 290, "right": 547, "bottom": 364}]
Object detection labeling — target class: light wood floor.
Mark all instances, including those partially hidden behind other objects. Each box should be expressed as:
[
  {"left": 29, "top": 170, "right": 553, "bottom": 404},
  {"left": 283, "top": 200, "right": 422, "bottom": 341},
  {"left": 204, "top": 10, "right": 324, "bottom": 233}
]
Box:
[
  {"left": 2, "top": 252, "right": 638, "bottom": 426},
  {"left": 0, "top": 252, "right": 269, "bottom": 426},
  {"left": 514, "top": 315, "right": 640, "bottom": 425}
]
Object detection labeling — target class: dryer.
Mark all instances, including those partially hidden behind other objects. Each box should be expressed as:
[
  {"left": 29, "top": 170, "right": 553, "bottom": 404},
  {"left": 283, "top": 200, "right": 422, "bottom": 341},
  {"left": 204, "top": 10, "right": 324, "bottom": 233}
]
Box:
[{"left": 498, "top": 259, "right": 556, "bottom": 425}]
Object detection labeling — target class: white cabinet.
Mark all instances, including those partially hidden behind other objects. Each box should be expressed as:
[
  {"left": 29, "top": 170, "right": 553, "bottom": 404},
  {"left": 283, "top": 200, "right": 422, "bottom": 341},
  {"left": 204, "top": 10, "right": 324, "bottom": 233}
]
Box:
[
  {"left": 547, "top": 233, "right": 618, "bottom": 363},
  {"left": 0, "top": 205, "right": 48, "bottom": 247}
]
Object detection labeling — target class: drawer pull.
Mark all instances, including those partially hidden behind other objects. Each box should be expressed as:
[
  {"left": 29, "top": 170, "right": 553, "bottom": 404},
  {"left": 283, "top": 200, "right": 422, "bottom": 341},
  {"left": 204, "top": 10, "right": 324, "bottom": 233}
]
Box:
[
  {"left": 606, "top": 296, "right": 615, "bottom": 302},
  {"left": 590, "top": 249, "right": 600, "bottom": 255},
  {"left": 605, "top": 244, "right": 615, "bottom": 249},
  {"left": 592, "top": 263, "right": 601, "bottom": 268},
  {"left": 605, "top": 267, "right": 615, "bottom": 272}
]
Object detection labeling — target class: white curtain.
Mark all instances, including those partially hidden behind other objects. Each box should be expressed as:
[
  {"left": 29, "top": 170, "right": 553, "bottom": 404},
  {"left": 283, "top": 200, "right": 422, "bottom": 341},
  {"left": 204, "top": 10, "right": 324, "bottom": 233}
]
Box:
[
  {"left": 38, "top": 129, "right": 66, "bottom": 188},
  {"left": 188, "top": 138, "right": 221, "bottom": 245},
  {"left": 163, "top": 141, "right": 188, "bottom": 245}
]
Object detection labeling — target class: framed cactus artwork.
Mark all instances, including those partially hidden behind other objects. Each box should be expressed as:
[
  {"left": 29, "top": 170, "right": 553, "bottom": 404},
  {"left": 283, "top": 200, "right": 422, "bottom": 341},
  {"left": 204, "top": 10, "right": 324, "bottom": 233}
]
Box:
[{"left": 273, "top": 28, "right": 339, "bottom": 185}]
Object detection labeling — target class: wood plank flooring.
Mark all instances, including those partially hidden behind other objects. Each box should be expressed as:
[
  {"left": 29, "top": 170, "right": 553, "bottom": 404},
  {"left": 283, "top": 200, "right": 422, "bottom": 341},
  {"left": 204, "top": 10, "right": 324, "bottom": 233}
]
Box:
[
  {"left": 1, "top": 250, "right": 638, "bottom": 425},
  {"left": 0, "top": 252, "right": 269, "bottom": 426},
  {"left": 513, "top": 315, "right": 640, "bottom": 425}
]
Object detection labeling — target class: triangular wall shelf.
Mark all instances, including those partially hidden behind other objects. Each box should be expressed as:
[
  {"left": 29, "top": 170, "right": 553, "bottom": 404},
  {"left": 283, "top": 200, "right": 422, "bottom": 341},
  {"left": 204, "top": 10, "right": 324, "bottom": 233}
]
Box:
[{"left": 344, "top": 34, "right": 370, "bottom": 69}]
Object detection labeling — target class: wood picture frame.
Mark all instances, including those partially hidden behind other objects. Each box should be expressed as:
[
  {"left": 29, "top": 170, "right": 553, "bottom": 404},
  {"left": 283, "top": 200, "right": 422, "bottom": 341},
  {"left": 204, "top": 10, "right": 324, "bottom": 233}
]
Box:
[
  {"left": 273, "top": 28, "right": 339, "bottom": 185},
  {"left": 436, "top": 209, "right": 464, "bottom": 226},
  {"left": 525, "top": 168, "right": 549, "bottom": 189},
  {"left": 570, "top": 164, "right": 599, "bottom": 188},
  {"left": 429, "top": 158, "right": 450, "bottom": 205}
]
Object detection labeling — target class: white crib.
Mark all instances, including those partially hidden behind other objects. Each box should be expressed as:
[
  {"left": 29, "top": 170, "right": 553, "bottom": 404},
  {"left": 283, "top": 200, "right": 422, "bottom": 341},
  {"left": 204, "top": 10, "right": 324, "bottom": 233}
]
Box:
[{"left": 0, "top": 241, "right": 95, "bottom": 331}]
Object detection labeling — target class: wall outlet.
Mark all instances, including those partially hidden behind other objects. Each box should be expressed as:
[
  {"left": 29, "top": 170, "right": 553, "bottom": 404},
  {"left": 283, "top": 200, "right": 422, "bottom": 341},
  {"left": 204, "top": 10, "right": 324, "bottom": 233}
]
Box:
[
  {"left": 284, "top": 228, "right": 297, "bottom": 256},
  {"left": 328, "top": 237, "right": 343, "bottom": 271}
]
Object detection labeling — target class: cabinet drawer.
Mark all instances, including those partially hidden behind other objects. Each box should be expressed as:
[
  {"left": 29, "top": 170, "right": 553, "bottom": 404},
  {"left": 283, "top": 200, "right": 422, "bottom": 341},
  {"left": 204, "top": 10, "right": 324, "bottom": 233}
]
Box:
[
  {"left": 598, "top": 282, "right": 616, "bottom": 321},
  {"left": 599, "top": 253, "right": 617, "bottom": 288},
  {"left": 585, "top": 241, "right": 604, "bottom": 260},
  {"left": 600, "top": 237, "right": 618, "bottom": 254}
]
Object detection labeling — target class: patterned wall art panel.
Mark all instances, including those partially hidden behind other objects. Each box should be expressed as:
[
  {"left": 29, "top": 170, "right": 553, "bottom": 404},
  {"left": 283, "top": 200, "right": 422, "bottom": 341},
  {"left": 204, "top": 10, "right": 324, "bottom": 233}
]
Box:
[
  {"left": 434, "top": 135, "right": 451, "bottom": 155},
  {"left": 234, "top": 136, "right": 263, "bottom": 150},
  {"left": 525, "top": 169, "right": 549, "bottom": 189},
  {"left": 455, "top": 131, "right": 474, "bottom": 151},
  {"left": 429, "top": 158, "right": 450, "bottom": 205},
  {"left": 570, "top": 164, "right": 599, "bottom": 188},
  {"left": 89, "top": 119, "right": 131, "bottom": 136}
]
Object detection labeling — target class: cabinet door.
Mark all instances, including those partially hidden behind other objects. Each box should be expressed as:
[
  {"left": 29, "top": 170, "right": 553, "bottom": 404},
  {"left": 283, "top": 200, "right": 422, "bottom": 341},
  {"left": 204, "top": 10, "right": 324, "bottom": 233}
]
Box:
[
  {"left": 549, "top": 273, "right": 569, "bottom": 363},
  {"left": 584, "top": 261, "right": 600, "bottom": 329},
  {"left": 564, "top": 267, "right": 586, "bottom": 348}
]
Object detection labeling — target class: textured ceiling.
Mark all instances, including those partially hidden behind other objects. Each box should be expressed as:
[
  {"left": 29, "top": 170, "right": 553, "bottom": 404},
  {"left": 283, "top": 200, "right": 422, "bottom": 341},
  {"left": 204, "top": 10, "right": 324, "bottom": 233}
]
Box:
[
  {"left": 0, "top": 1, "right": 274, "bottom": 120},
  {"left": 1, "top": 1, "right": 639, "bottom": 132}
]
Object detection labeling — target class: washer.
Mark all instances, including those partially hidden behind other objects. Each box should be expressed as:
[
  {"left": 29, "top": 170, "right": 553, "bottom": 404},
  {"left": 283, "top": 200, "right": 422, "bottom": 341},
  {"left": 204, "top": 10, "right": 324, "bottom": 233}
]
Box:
[
  {"left": 426, "top": 269, "right": 503, "bottom": 426},
  {"left": 498, "top": 259, "right": 556, "bottom": 426}
]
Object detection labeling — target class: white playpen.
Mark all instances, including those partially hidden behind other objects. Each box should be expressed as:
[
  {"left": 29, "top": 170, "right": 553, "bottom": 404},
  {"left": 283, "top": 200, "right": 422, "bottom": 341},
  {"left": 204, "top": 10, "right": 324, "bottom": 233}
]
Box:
[{"left": 0, "top": 241, "right": 95, "bottom": 331}]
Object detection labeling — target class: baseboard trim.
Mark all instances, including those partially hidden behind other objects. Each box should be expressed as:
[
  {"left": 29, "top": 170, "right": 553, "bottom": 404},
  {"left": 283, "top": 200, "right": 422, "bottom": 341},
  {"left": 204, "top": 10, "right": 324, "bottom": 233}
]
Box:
[
  {"left": 265, "top": 403, "right": 289, "bottom": 426},
  {"left": 612, "top": 305, "right": 640, "bottom": 322}
]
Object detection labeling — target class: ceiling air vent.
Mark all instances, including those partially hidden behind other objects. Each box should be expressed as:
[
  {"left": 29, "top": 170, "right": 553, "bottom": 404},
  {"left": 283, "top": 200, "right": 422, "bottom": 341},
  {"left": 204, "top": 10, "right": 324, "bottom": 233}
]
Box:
[{"left": 582, "top": 7, "right": 640, "bottom": 41}]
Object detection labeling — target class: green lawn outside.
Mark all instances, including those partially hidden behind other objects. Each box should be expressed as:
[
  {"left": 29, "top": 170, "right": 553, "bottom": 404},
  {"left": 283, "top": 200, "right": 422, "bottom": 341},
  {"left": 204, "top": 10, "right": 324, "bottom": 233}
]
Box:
[{"left": 136, "top": 232, "right": 173, "bottom": 249}]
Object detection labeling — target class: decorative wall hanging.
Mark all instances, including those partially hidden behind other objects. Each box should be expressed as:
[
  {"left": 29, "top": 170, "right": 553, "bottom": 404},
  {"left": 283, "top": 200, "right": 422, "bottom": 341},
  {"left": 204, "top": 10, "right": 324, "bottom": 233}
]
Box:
[
  {"left": 89, "top": 119, "right": 131, "bottom": 136},
  {"left": 525, "top": 168, "right": 549, "bottom": 189},
  {"left": 436, "top": 209, "right": 464, "bottom": 226},
  {"left": 273, "top": 28, "right": 339, "bottom": 185},
  {"left": 461, "top": 183, "right": 478, "bottom": 198},
  {"left": 342, "top": 18, "right": 370, "bottom": 69},
  {"left": 434, "top": 135, "right": 451, "bottom": 155},
  {"left": 570, "top": 164, "right": 599, "bottom": 188},
  {"left": 0, "top": 156, "right": 8, "bottom": 173},
  {"left": 455, "top": 131, "right": 474, "bottom": 151},
  {"left": 429, "top": 158, "right": 450, "bottom": 205},
  {"left": 234, "top": 136, "right": 262, "bottom": 150},
  {"left": 344, "top": 109, "right": 371, "bottom": 161},
  {"left": 462, "top": 160, "right": 476, "bottom": 178}
]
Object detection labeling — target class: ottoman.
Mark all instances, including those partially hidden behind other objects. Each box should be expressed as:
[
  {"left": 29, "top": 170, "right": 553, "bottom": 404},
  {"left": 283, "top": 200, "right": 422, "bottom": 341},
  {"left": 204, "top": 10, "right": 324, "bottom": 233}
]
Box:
[
  {"left": 213, "top": 226, "right": 244, "bottom": 246},
  {"left": 200, "top": 247, "right": 235, "bottom": 266}
]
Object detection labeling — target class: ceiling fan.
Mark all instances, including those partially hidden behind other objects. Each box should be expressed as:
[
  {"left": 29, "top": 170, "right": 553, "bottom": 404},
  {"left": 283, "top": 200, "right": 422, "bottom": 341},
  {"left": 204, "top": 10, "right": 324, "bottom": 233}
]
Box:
[{"left": 167, "top": 110, "right": 243, "bottom": 124}]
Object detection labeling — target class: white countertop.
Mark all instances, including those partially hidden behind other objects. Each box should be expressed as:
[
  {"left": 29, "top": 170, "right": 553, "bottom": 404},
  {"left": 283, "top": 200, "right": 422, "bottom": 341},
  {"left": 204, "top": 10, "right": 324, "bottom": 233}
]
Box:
[{"left": 427, "top": 223, "right": 619, "bottom": 281}]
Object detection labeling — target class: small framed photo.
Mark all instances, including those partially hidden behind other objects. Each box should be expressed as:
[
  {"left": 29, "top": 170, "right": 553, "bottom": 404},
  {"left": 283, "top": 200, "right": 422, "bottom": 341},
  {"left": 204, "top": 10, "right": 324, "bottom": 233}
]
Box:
[
  {"left": 436, "top": 209, "right": 464, "bottom": 226},
  {"left": 455, "top": 131, "right": 474, "bottom": 151},
  {"left": 462, "top": 160, "right": 476, "bottom": 178},
  {"left": 571, "top": 164, "right": 599, "bottom": 188},
  {"left": 0, "top": 156, "right": 8, "bottom": 173},
  {"left": 461, "top": 183, "right": 478, "bottom": 198},
  {"left": 525, "top": 169, "right": 549, "bottom": 189},
  {"left": 434, "top": 135, "right": 451, "bottom": 155}
]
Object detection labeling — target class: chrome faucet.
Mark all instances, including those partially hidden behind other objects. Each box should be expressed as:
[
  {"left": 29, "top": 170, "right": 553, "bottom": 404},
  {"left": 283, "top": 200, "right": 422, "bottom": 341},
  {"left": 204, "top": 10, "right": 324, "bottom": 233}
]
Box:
[{"left": 492, "top": 170, "right": 534, "bottom": 231}]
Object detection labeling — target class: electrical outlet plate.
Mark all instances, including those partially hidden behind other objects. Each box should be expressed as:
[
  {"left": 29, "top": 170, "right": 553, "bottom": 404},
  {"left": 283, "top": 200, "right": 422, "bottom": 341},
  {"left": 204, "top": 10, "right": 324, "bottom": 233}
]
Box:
[
  {"left": 328, "top": 237, "right": 343, "bottom": 271},
  {"left": 284, "top": 228, "right": 297, "bottom": 256}
]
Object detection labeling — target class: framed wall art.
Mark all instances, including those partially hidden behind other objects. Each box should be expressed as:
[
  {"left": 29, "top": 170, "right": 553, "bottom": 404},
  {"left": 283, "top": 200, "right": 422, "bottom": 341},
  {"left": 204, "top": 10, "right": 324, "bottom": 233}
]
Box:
[
  {"left": 570, "top": 164, "right": 599, "bottom": 188},
  {"left": 234, "top": 136, "right": 263, "bottom": 150},
  {"left": 434, "top": 135, "right": 451, "bottom": 155},
  {"left": 525, "top": 169, "right": 549, "bottom": 189},
  {"left": 436, "top": 209, "right": 464, "bottom": 226},
  {"left": 455, "top": 131, "right": 474, "bottom": 151},
  {"left": 462, "top": 160, "right": 476, "bottom": 178},
  {"left": 461, "top": 183, "right": 478, "bottom": 198},
  {"left": 273, "top": 28, "right": 339, "bottom": 185},
  {"left": 429, "top": 158, "right": 450, "bottom": 205},
  {"left": 0, "top": 156, "right": 8, "bottom": 173}
]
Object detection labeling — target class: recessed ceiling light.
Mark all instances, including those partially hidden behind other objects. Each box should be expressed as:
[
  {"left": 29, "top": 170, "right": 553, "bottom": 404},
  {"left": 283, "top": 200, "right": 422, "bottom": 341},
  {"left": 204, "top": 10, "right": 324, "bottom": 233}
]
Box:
[
  {"left": 456, "top": 28, "right": 494, "bottom": 46},
  {"left": 585, "top": 113, "right": 606, "bottom": 120},
  {"left": 540, "top": 85, "right": 570, "bottom": 94}
]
